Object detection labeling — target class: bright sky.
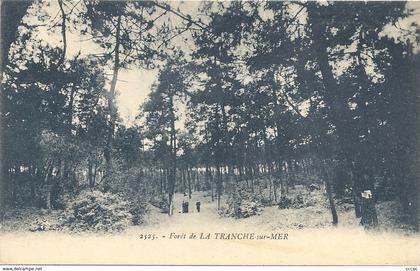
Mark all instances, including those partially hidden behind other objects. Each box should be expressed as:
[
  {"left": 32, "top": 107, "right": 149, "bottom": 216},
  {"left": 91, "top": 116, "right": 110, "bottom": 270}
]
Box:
[
  {"left": 21, "top": 1, "right": 202, "bottom": 127},
  {"left": 20, "top": 1, "right": 420, "bottom": 128},
  {"left": 48, "top": 22, "right": 161, "bottom": 126}
]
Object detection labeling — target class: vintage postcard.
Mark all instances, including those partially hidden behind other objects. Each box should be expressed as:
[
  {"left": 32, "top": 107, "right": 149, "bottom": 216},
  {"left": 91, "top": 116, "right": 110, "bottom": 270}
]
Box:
[{"left": 0, "top": 0, "right": 419, "bottom": 266}]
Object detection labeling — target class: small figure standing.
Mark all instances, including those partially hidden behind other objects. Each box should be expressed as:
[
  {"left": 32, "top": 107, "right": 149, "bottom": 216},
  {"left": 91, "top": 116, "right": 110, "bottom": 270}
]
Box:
[
  {"left": 196, "top": 201, "right": 201, "bottom": 213},
  {"left": 182, "top": 200, "right": 189, "bottom": 213}
]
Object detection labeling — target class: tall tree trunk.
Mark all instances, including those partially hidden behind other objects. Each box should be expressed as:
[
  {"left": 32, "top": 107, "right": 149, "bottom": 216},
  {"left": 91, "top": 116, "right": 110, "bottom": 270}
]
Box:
[
  {"left": 29, "top": 165, "right": 36, "bottom": 205},
  {"left": 44, "top": 163, "right": 53, "bottom": 210},
  {"left": 273, "top": 163, "right": 279, "bottom": 202},
  {"left": 181, "top": 168, "right": 186, "bottom": 195},
  {"left": 270, "top": 76, "right": 286, "bottom": 199},
  {"left": 0, "top": 1, "right": 31, "bottom": 220},
  {"left": 93, "top": 162, "right": 97, "bottom": 185},
  {"left": 220, "top": 104, "right": 234, "bottom": 188},
  {"left": 57, "top": 0, "right": 67, "bottom": 67},
  {"left": 210, "top": 168, "right": 214, "bottom": 202},
  {"left": 168, "top": 94, "right": 177, "bottom": 216},
  {"left": 88, "top": 159, "right": 94, "bottom": 188},
  {"left": 216, "top": 163, "right": 222, "bottom": 210},
  {"left": 62, "top": 87, "right": 76, "bottom": 191},
  {"left": 308, "top": 4, "right": 365, "bottom": 225},
  {"left": 104, "top": 14, "right": 122, "bottom": 189},
  {"left": 321, "top": 160, "right": 338, "bottom": 225},
  {"left": 164, "top": 166, "right": 169, "bottom": 194},
  {"left": 187, "top": 168, "right": 192, "bottom": 199},
  {"left": 204, "top": 165, "right": 209, "bottom": 190}
]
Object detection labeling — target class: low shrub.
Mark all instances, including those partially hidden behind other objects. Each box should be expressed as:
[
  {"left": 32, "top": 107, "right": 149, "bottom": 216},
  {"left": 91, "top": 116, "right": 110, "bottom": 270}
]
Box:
[
  {"left": 29, "top": 218, "right": 52, "bottom": 232},
  {"left": 260, "top": 197, "right": 274, "bottom": 207},
  {"left": 62, "top": 190, "right": 132, "bottom": 233},
  {"left": 224, "top": 188, "right": 262, "bottom": 218},
  {"left": 150, "top": 197, "right": 169, "bottom": 213},
  {"left": 307, "top": 183, "right": 321, "bottom": 192},
  {"left": 127, "top": 197, "right": 149, "bottom": 225},
  {"left": 236, "top": 198, "right": 261, "bottom": 218},
  {"left": 278, "top": 191, "right": 318, "bottom": 209},
  {"left": 278, "top": 196, "right": 293, "bottom": 209}
]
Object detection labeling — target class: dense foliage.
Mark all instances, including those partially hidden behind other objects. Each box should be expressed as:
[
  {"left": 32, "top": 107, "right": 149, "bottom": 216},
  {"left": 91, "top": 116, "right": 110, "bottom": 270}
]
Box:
[
  {"left": 62, "top": 190, "right": 132, "bottom": 232},
  {"left": 0, "top": 1, "right": 418, "bottom": 231}
]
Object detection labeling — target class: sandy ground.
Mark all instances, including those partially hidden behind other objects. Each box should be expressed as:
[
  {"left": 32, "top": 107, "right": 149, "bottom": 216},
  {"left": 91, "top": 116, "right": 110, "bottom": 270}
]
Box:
[{"left": 0, "top": 192, "right": 419, "bottom": 265}]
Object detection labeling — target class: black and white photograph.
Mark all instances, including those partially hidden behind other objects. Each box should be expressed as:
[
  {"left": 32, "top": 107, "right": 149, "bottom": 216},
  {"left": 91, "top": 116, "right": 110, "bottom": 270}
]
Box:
[{"left": 0, "top": 0, "right": 419, "bottom": 266}]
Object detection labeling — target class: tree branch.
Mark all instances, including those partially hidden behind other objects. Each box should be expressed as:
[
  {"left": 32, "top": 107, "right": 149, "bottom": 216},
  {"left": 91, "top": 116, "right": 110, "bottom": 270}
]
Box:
[
  {"left": 279, "top": 88, "right": 305, "bottom": 119},
  {"left": 57, "top": 0, "right": 67, "bottom": 68},
  {"left": 156, "top": 28, "right": 190, "bottom": 50},
  {"left": 153, "top": 2, "right": 208, "bottom": 31}
]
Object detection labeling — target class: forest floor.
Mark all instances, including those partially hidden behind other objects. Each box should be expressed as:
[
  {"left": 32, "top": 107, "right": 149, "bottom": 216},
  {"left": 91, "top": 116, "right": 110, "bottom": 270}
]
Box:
[{"left": 0, "top": 190, "right": 419, "bottom": 265}]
